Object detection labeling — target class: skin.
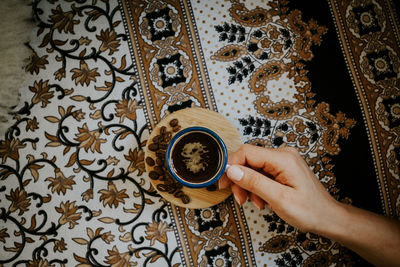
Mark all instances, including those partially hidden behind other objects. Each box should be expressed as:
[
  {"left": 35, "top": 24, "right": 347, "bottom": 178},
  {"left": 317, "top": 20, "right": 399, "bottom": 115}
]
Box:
[{"left": 219, "top": 144, "right": 400, "bottom": 267}]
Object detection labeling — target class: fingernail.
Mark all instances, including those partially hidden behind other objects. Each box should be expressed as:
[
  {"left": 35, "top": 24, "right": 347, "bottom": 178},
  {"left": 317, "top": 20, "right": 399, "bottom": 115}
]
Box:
[
  {"left": 227, "top": 165, "right": 243, "bottom": 182},
  {"left": 218, "top": 179, "right": 223, "bottom": 190},
  {"left": 233, "top": 194, "right": 242, "bottom": 206}
]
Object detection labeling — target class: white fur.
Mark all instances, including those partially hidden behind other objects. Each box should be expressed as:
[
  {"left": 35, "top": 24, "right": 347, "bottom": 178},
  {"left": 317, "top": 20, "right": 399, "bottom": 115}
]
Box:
[{"left": 0, "top": 0, "right": 34, "bottom": 136}]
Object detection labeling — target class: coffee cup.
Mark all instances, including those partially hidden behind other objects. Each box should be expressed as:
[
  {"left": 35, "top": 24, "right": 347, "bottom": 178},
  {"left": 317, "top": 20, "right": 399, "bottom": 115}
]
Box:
[{"left": 165, "top": 126, "right": 228, "bottom": 188}]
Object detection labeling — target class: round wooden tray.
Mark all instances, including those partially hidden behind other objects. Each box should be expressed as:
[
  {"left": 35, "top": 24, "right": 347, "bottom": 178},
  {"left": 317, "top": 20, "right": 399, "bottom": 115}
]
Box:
[{"left": 144, "top": 108, "right": 242, "bottom": 209}]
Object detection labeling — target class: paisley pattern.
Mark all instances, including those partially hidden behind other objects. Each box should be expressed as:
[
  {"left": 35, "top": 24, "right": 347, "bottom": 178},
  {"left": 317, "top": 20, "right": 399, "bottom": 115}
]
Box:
[{"left": 0, "top": 0, "right": 398, "bottom": 266}]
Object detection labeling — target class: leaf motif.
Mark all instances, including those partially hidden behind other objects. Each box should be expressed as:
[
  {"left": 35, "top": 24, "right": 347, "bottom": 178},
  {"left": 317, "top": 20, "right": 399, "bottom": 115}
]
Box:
[
  {"left": 58, "top": 106, "right": 65, "bottom": 117},
  {"left": 63, "top": 146, "right": 71, "bottom": 155},
  {"left": 80, "top": 159, "right": 95, "bottom": 166},
  {"left": 45, "top": 132, "right": 59, "bottom": 142},
  {"left": 54, "top": 39, "right": 68, "bottom": 46},
  {"left": 39, "top": 33, "right": 51, "bottom": 48},
  {"left": 42, "top": 194, "right": 51, "bottom": 203},
  {"left": 79, "top": 49, "right": 87, "bottom": 58},
  {"left": 259, "top": 235, "right": 294, "bottom": 253},
  {"left": 89, "top": 110, "right": 102, "bottom": 120},
  {"left": 92, "top": 210, "right": 102, "bottom": 217},
  {"left": 95, "top": 227, "right": 104, "bottom": 236},
  {"left": 73, "top": 237, "right": 89, "bottom": 245},
  {"left": 150, "top": 254, "right": 162, "bottom": 263},
  {"left": 144, "top": 198, "right": 154, "bottom": 205},
  {"left": 119, "top": 232, "right": 132, "bottom": 242},
  {"left": 123, "top": 203, "right": 142, "bottom": 214},
  {"left": 115, "top": 76, "right": 125, "bottom": 82},
  {"left": 107, "top": 169, "right": 114, "bottom": 178},
  {"left": 22, "top": 179, "right": 31, "bottom": 187},
  {"left": 46, "top": 141, "right": 62, "bottom": 147},
  {"left": 25, "top": 237, "right": 34, "bottom": 243},
  {"left": 87, "top": 227, "right": 94, "bottom": 239},
  {"left": 119, "top": 55, "right": 126, "bottom": 70},
  {"left": 98, "top": 217, "right": 115, "bottom": 224},
  {"left": 71, "top": 95, "right": 87, "bottom": 102},
  {"left": 66, "top": 152, "right": 77, "bottom": 167},
  {"left": 74, "top": 253, "right": 89, "bottom": 264},
  {"left": 45, "top": 116, "right": 60, "bottom": 123},
  {"left": 112, "top": 20, "right": 121, "bottom": 28},
  {"left": 28, "top": 215, "right": 37, "bottom": 231},
  {"left": 28, "top": 164, "right": 44, "bottom": 182},
  {"left": 211, "top": 44, "right": 247, "bottom": 62}
]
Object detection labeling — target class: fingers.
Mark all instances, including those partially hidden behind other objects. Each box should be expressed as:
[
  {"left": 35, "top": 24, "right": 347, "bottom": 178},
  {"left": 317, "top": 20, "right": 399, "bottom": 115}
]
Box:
[
  {"left": 229, "top": 144, "right": 302, "bottom": 187},
  {"left": 226, "top": 164, "right": 287, "bottom": 205},
  {"left": 231, "top": 183, "right": 247, "bottom": 205},
  {"left": 249, "top": 193, "right": 265, "bottom": 210},
  {"left": 218, "top": 173, "right": 231, "bottom": 190}
]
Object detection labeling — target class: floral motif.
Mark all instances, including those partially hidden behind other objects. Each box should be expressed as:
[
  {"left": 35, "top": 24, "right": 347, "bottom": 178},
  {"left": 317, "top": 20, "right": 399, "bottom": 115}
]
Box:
[
  {"left": 115, "top": 99, "right": 142, "bottom": 123},
  {"left": 53, "top": 238, "right": 67, "bottom": 253},
  {"left": 46, "top": 168, "right": 76, "bottom": 195},
  {"left": 75, "top": 123, "right": 107, "bottom": 153},
  {"left": 98, "top": 181, "right": 129, "bottom": 208},
  {"left": 54, "top": 67, "right": 66, "bottom": 81},
  {"left": 25, "top": 52, "right": 49, "bottom": 74},
  {"left": 29, "top": 80, "right": 54, "bottom": 108},
  {"left": 27, "top": 259, "right": 55, "bottom": 267},
  {"left": 101, "top": 231, "right": 115, "bottom": 244},
  {"left": 81, "top": 188, "right": 93, "bottom": 202},
  {"left": 145, "top": 220, "right": 172, "bottom": 246},
  {"left": 6, "top": 188, "right": 31, "bottom": 215},
  {"left": 72, "top": 109, "right": 85, "bottom": 121},
  {"left": 105, "top": 246, "right": 137, "bottom": 267},
  {"left": 97, "top": 28, "right": 121, "bottom": 55},
  {"left": 71, "top": 60, "right": 100, "bottom": 86},
  {"left": 55, "top": 200, "right": 82, "bottom": 229},
  {"left": 50, "top": 5, "right": 79, "bottom": 34},
  {"left": 0, "top": 138, "right": 26, "bottom": 163},
  {"left": 124, "top": 147, "right": 145, "bottom": 175},
  {"left": 26, "top": 117, "right": 39, "bottom": 132}
]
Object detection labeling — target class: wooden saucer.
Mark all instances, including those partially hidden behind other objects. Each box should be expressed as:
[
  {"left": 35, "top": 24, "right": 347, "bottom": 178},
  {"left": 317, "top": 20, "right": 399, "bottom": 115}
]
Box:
[{"left": 144, "top": 108, "right": 242, "bottom": 209}]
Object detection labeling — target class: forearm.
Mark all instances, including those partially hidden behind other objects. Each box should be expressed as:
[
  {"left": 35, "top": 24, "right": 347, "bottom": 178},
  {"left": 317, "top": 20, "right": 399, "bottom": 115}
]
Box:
[{"left": 316, "top": 202, "right": 400, "bottom": 267}]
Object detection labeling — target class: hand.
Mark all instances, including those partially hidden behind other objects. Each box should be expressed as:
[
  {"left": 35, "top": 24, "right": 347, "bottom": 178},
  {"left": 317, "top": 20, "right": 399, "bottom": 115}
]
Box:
[
  {"left": 219, "top": 144, "right": 400, "bottom": 266},
  {"left": 219, "top": 144, "right": 341, "bottom": 233}
]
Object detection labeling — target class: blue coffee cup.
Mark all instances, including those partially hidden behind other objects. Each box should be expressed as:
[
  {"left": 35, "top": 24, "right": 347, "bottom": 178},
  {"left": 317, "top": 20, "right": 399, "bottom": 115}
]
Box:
[{"left": 165, "top": 127, "right": 228, "bottom": 188}]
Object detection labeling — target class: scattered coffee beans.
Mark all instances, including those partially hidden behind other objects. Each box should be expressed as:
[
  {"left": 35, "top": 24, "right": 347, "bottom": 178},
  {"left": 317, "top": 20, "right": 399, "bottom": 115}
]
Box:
[{"left": 146, "top": 118, "right": 191, "bottom": 204}]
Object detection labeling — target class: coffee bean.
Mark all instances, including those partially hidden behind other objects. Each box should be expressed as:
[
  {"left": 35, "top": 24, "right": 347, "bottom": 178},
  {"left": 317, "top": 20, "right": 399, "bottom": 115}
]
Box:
[
  {"left": 174, "top": 191, "right": 184, "bottom": 198},
  {"left": 160, "top": 126, "right": 167, "bottom": 135},
  {"left": 169, "top": 119, "right": 179, "bottom": 127},
  {"left": 206, "top": 184, "right": 217, "bottom": 191},
  {"left": 149, "top": 171, "right": 159, "bottom": 180},
  {"left": 172, "top": 125, "right": 181, "bottom": 132},
  {"left": 156, "top": 157, "right": 164, "bottom": 166},
  {"left": 163, "top": 132, "right": 172, "bottom": 142},
  {"left": 146, "top": 157, "right": 155, "bottom": 166},
  {"left": 148, "top": 143, "right": 159, "bottom": 151},
  {"left": 154, "top": 166, "right": 163, "bottom": 175},
  {"left": 181, "top": 194, "right": 190, "bottom": 204},
  {"left": 152, "top": 135, "right": 162, "bottom": 143},
  {"left": 157, "top": 184, "right": 169, "bottom": 192},
  {"left": 158, "top": 143, "right": 168, "bottom": 150},
  {"left": 156, "top": 151, "right": 165, "bottom": 159},
  {"left": 168, "top": 186, "right": 178, "bottom": 194}
]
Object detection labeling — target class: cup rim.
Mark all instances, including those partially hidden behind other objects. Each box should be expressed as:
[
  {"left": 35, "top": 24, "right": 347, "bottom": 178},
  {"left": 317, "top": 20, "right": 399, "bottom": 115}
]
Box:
[{"left": 165, "top": 126, "right": 228, "bottom": 188}]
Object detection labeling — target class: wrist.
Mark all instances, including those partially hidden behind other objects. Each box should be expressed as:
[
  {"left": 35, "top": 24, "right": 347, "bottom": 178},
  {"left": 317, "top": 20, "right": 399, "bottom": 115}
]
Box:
[{"left": 312, "top": 199, "right": 350, "bottom": 240}]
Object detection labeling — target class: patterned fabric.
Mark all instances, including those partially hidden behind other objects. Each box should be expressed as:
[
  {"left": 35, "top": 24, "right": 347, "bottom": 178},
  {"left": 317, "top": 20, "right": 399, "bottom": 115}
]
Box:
[{"left": 0, "top": 0, "right": 398, "bottom": 266}]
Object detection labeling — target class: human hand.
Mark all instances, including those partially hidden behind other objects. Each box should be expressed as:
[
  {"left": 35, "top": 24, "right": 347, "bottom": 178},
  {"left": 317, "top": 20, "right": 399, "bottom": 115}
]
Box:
[{"left": 219, "top": 144, "right": 342, "bottom": 233}]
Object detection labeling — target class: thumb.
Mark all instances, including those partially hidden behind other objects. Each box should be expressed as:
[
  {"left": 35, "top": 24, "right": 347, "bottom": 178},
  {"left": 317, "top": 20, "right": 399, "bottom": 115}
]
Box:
[{"left": 226, "top": 164, "right": 285, "bottom": 204}]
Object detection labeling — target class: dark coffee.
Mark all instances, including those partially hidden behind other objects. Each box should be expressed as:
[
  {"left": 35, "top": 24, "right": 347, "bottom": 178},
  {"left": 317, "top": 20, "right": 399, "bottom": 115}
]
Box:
[{"left": 170, "top": 131, "right": 222, "bottom": 183}]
